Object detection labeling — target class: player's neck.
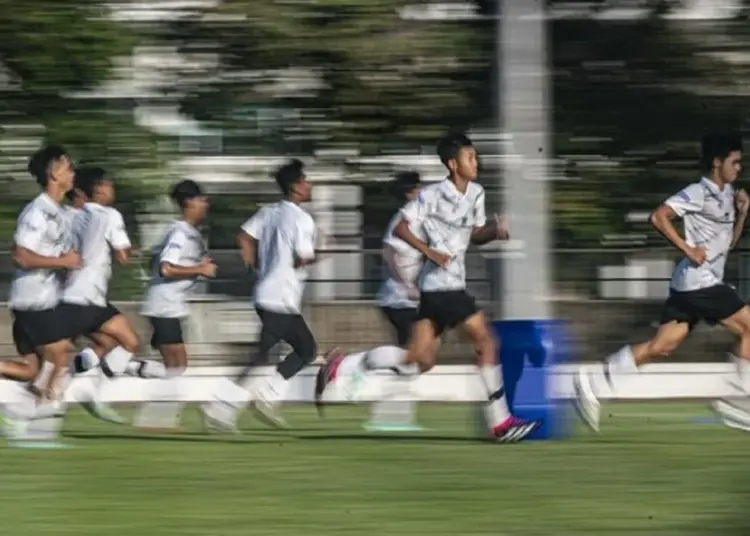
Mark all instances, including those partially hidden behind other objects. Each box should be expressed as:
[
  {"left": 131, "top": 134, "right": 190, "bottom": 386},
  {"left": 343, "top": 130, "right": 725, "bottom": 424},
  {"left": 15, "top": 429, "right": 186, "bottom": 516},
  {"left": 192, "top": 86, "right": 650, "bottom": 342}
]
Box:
[
  {"left": 44, "top": 184, "right": 66, "bottom": 205},
  {"left": 284, "top": 195, "right": 303, "bottom": 206},
  {"left": 447, "top": 175, "right": 469, "bottom": 194},
  {"left": 181, "top": 213, "right": 201, "bottom": 227},
  {"left": 707, "top": 174, "right": 728, "bottom": 191}
]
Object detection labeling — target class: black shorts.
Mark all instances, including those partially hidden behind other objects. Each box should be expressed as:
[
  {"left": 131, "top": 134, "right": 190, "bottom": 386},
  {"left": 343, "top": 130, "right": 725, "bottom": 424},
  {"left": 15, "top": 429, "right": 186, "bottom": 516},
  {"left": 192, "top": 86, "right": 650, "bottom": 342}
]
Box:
[
  {"left": 255, "top": 307, "right": 317, "bottom": 361},
  {"left": 380, "top": 306, "right": 418, "bottom": 347},
  {"left": 417, "top": 290, "right": 479, "bottom": 336},
  {"left": 61, "top": 302, "right": 121, "bottom": 340},
  {"left": 660, "top": 284, "right": 746, "bottom": 328},
  {"left": 12, "top": 319, "right": 36, "bottom": 357},
  {"left": 11, "top": 306, "right": 74, "bottom": 352},
  {"left": 147, "top": 317, "right": 185, "bottom": 348}
]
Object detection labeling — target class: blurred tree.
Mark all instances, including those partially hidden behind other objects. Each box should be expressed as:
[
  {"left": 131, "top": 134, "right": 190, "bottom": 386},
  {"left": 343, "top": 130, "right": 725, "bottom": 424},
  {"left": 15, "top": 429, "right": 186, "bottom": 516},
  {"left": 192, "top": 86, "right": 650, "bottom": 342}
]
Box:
[
  {"left": 168, "top": 0, "right": 488, "bottom": 155},
  {"left": 552, "top": 15, "right": 750, "bottom": 246},
  {"left": 0, "top": 0, "right": 175, "bottom": 298},
  {"left": 162, "top": 0, "right": 750, "bottom": 249}
]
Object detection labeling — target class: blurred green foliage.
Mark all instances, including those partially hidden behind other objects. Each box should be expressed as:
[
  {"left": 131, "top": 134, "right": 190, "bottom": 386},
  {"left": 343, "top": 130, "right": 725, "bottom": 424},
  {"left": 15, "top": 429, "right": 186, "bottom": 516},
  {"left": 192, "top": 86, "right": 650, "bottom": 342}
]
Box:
[
  {"left": 2, "top": 0, "right": 750, "bottom": 261},
  {"left": 0, "top": 0, "right": 172, "bottom": 247}
]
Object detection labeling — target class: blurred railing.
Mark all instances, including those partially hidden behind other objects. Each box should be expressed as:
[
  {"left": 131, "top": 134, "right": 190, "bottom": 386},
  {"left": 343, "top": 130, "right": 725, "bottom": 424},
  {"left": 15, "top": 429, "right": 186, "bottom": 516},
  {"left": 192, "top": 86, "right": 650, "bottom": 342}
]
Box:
[
  {"left": 2, "top": 245, "right": 750, "bottom": 302},
  {"left": 0, "top": 246, "right": 748, "bottom": 365}
]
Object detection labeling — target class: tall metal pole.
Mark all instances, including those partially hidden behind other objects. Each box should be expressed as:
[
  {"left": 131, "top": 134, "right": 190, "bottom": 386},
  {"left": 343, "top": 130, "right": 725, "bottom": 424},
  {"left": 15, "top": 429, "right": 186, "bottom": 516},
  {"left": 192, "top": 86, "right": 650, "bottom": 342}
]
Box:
[{"left": 499, "top": 0, "right": 552, "bottom": 320}]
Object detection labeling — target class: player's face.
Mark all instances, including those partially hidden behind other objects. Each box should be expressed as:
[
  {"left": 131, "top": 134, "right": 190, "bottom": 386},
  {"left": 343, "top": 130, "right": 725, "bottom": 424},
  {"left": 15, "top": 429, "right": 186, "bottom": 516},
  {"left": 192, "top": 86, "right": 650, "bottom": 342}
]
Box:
[
  {"left": 94, "top": 180, "right": 115, "bottom": 206},
  {"left": 405, "top": 185, "right": 421, "bottom": 201},
  {"left": 294, "top": 176, "right": 312, "bottom": 202},
  {"left": 188, "top": 195, "right": 210, "bottom": 221},
  {"left": 450, "top": 146, "right": 478, "bottom": 181},
  {"left": 718, "top": 151, "right": 742, "bottom": 183},
  {"left": 51, "top": 156, "right": 75, "bottom": 191}
]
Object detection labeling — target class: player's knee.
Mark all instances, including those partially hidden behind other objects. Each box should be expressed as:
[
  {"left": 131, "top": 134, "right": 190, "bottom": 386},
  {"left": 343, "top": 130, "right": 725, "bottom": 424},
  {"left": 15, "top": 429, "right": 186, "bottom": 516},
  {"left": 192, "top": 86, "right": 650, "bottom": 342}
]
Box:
[{"left": 120, "top": 331, "right": 140, "bottom": 354}]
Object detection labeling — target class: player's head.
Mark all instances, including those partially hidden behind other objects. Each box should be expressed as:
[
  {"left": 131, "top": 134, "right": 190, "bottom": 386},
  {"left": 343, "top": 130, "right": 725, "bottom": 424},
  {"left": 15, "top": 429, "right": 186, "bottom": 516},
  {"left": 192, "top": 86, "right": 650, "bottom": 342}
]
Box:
[
  {"left": 274, "top": 158, "right": 310, "bottom": 202},
  {"left": 437, "top": 133, "right": 478, "bottom": 181},
  {"left": 389, "top": 171, "right": 421, "bottom": 202},
  {"left": 170, "top": 179, "right": 208, "bottom": 222},
  {"left": 76, "top": 166, "right": 114, "bottom": 206},
  {"left": 28, "top": 144, "right": 75, "bottom": 195},
  {"left": 701, "top": 133, "right": 743, "bottom": 183}
]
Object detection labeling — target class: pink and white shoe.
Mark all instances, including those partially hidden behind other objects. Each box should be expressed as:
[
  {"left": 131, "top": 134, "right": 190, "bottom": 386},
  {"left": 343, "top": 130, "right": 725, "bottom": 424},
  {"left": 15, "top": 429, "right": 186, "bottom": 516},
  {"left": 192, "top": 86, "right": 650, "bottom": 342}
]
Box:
[
  {"left": 314, "top": 348, "right": 345, "bottom": 417},
  {"left": 490, "top": 416, "right": 541, "bottom": 443}
]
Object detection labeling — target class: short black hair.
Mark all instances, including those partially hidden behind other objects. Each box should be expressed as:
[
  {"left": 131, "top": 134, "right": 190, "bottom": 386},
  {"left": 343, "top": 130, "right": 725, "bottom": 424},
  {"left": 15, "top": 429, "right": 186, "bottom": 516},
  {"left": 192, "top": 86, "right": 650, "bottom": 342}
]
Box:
[
  {"left": 701, "top": 133, "right": 743, "bottom": 172},
  {"left": 388, "top": 170, "right": 421, "bottom": 202},
  {"left": 75, "top": 166, "right": 108, "bottom": 199},
  {"left": 28, "top": 144, "right": 68, "bottom": 187},
  {"left": 274, "top": 159, "right": 305, "bottom": 196},
  {"left": 436, "top": 133, "right": 473, "bottom": 166},
  {"left": 170, "top": 180, "right": 204, "bottom": 208}
]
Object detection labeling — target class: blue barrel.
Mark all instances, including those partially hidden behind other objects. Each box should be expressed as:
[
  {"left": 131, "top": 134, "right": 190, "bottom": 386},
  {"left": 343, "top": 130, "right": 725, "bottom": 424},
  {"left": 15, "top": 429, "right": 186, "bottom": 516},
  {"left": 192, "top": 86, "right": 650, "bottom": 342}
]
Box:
[{"left": 482, "top": 319, "right": 573, "bottom": 440}]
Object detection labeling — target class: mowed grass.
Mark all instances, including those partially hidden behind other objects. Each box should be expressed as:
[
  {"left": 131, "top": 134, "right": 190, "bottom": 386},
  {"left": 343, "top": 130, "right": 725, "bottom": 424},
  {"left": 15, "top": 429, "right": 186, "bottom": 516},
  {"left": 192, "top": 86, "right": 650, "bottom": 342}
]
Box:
[{"left": 0, "top": 403, "right": 748, "bottom": 536}]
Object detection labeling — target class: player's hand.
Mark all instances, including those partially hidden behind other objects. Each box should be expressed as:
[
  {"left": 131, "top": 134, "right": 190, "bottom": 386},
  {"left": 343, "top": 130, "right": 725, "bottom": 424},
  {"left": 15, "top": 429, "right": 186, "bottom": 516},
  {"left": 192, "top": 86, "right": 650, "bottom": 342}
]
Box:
[
  {"left": 736, "top": 189, "right": 750, "bottom": 215},
  {"left": 685, "top": 246, "right": 707, "bottom": 266},
  {"left": 494, "top": 214, "right": 510, "bottom": 240},
  {"left": 199, "top": 258, "right": 218, "bottom": 278},
  {"left": 425, "top": 248, "right": 451, "bottom": 268},
  {"left": 60, "top": 251, "right": 82, "bottom": 270}
]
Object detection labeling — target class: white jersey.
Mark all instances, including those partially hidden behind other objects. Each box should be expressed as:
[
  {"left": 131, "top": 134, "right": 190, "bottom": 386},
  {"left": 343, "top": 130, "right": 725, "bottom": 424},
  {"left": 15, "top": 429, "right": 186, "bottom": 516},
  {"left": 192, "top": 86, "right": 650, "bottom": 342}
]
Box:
[
  {"left": 376, "top": 201, "right": 424, "bottom": 309},
  {"left": 245, "top": 200, "right": 316, "bottom": 315},
  {"left": 400, "top": 179, "right": 486, "bottom": 292},
  {"left": 665, "top": 177, "right": 736, "bottom": 292},
  {"left": 9, "top": 193, "right": 69, "bottom": 310},
  {"left": 141, "top": 220, "right": 207, "bottom": 318},
  {"left": 62, "top": 203, "right": 131, "bottom": 307},
  {"left": 61, "top": 205, "right": 81, "bottom": 227}
]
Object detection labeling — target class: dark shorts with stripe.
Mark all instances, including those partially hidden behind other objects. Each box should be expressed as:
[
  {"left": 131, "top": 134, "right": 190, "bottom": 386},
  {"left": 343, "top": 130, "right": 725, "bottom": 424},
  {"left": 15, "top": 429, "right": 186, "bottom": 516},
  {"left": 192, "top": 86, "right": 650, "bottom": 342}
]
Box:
[{"left": 660, "top": 284, "right": 746, "bottom": 328}]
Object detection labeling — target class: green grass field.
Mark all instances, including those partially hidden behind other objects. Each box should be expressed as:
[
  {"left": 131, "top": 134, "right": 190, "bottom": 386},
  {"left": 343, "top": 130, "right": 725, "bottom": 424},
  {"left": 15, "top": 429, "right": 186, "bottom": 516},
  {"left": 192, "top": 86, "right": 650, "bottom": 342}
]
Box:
[{"left": 1, "top": 403, "right": 747, "bottom": 536}]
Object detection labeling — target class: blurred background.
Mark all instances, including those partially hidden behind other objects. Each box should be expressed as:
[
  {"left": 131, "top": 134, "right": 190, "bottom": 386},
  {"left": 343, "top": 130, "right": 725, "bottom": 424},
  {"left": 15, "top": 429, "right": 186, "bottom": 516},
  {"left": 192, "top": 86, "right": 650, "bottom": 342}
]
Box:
[
  {"left": 2, "top": 0, "right": 750, "bottom": 365},
  {"left": 5, "top": 3, "right": 750, "bottom": 536}
]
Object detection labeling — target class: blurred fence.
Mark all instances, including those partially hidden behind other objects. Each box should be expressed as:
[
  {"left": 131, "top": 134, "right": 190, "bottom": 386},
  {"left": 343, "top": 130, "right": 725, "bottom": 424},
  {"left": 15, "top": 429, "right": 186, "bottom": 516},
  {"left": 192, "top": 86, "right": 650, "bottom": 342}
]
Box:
[{"left": 0, "top": 245, "right": 748, "bottom": 365}]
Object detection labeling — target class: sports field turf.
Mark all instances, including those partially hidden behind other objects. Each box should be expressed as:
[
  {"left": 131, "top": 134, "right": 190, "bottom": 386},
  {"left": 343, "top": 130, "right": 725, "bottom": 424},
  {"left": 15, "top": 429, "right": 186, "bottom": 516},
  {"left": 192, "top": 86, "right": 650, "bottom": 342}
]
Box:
[{"left": 0, "top": 403, "right": 747, "bottom": 536}]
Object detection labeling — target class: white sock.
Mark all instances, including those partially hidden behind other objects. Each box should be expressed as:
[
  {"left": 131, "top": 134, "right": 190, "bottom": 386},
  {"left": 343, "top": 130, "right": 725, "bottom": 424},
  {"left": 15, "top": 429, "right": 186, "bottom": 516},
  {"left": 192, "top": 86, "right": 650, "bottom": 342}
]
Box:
[
  {"left": 206, "top": 378, "right": 249, "bottom": 421},
  {"left": 75, "top": 348, "right": 100, "bottom": 373},
  {"left": 362, "top": 346, "right": 410, "bottom": 373},
  {"left": 731, "top": 354, "right": 750, "bottom": 392},
  {"left": 134, "top": 368, "right": 185, "bottom": 429},
  {"left": 478, "top": 365, "right": 511, "bottom": 429},
  {"left": 22, "top": 372, "right": 71, "bottom": 421},
  {"left": 3, "top": 383, "right": 38, "bottom": 421},
  {"left": 90, "top": 347, "right": 134, "bottom": 404},
  {"left": 31, "top": 361, "right": 55, "bottom": 395},
  {"left": 336, "top": 352, "right": 366, "bottom": 377},
  {"left": 102, "top": 347, "right": 133, "bottom": 376},
  {"left": 604, "top": 345, "right": 637, "bottom": 391},
  {"left": 125, "top": 359, "right": 167, "bottom": 379},
  {"left": 258, "top": 372, "right": 289, "bottom": 404}
]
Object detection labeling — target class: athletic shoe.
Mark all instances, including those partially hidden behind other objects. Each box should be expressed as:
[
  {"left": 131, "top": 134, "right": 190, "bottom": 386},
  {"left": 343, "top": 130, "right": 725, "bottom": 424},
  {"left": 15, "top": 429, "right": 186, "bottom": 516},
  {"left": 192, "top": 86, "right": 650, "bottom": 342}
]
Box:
[
  {"left": 490, "top": 416, "right": 541, "bottom": 443},
  {"left": 573, "top": 366, "right": 600, "bottom": 432},
  {"left": 250, "top": 398, "right": 289, "bottom": 430},
  {"left": 314, "top": 348, "right": 345, "bottom": 417}
]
